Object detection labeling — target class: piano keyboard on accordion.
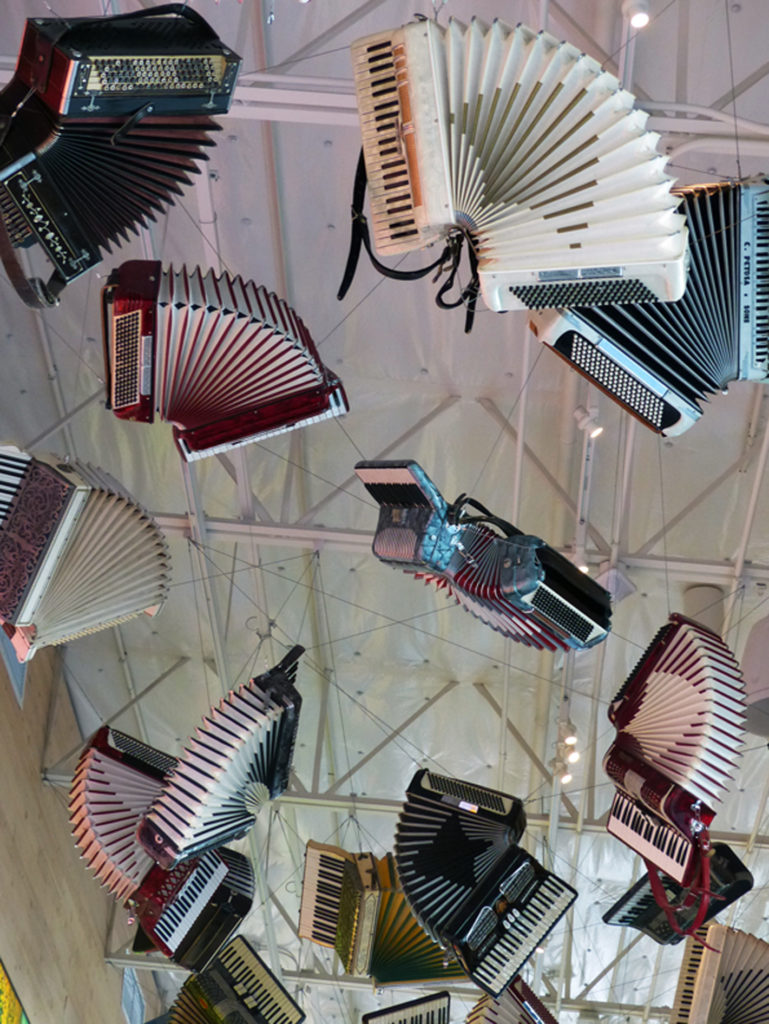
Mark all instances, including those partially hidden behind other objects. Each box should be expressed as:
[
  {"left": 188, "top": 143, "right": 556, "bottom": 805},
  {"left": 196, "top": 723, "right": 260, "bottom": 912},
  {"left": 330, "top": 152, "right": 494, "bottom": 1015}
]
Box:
[
  {"left": 602, "top": 842, "right": 753, "bottom": 944},
  {"left": 349, "top": 17, "right": 687, "bottom": 312},
  {"left": 671, "top": 924, "right": 769, "bottom": 1024},
  {"left": 466, "top": 977, "right": 560, "bottom": 1024},
  {"left": 603, "top": 613, "right": 745, "bottom": 936},
  {"left": 394, "top": 770, "right": 576, "bottom": 996},
  {"left": 530, "top": 179, "right": 769, "bottom": 436},
  {"left": 70, "top": 727, "right": 253, "bottom": 968},
  {"left": 362, "top": 992, "right": 450, "bottom": 1024},
  {"left": 169, "top": 935, "right": 306, "bottom": 1024},
  {"left": 298, "top": 841, "right": 466, "bottom": 986},
  {"left": 0, "top": 6, "right": 240, "bottom": 307},
  {"left": 0, "top": 445, "right": 170, "bottom": 662},
  {"left": 131, "top": 846, "right": 254, "bottom": 971},
  {"left": 138, "top": 646, "right": 303, "bottom": 868},
  {"left": 354, "top": 460, "right": 612, "bottom": 651},
  {"left": 101, "top": 260, "right": 349, "bottom": 460}
]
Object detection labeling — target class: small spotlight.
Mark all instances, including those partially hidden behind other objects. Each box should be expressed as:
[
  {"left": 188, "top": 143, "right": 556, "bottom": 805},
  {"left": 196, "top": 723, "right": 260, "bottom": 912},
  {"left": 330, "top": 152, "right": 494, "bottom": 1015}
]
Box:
[
  {"left": 574, "top": 404, "right": 602, "bottom": 437},
  {"left": 623, "top": 0, "right": 651, "bottom": 29},
  {"left": 560, "top": 771, "right": 573, "bottom": 785},
  {"left": 567, "top": 749, "right": 581, "bottom": 764},
  {"left": 589, "top": 424, "right": 604, "bottom": 439},
  {"left": 578, "top": 563, "right": 590, "bottom": 574}
]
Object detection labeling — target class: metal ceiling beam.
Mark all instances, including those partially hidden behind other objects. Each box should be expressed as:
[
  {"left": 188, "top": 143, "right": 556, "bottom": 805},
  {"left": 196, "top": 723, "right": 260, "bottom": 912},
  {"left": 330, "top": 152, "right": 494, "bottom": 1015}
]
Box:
[{"left": 151, "top": 511, "right": 769, "bottom": 585}]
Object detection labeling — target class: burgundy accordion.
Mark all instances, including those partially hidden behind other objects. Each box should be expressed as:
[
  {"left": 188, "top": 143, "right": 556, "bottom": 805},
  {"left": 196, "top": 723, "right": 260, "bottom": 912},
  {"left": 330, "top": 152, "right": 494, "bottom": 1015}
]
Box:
[{"left": 101, "top": 261, "right": 349, "bottom": 460}]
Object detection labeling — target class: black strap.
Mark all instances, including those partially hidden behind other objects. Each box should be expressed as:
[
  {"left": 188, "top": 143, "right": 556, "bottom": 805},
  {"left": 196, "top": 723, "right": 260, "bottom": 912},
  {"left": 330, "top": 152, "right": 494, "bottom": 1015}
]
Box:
[
  {"left": 446, "top": 493, "right": 519, "bottom": 537},
  {"left": 337, "top": 150, "right": 481, "bottom": 332}
]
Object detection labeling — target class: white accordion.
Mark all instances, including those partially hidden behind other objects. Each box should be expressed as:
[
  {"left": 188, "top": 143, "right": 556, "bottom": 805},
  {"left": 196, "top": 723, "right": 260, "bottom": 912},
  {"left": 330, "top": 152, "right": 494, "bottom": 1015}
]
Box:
[
  {"left": 102, "top": 261, "right": 349, "bottom": 460},
  {"left": 351, "top": 17, "right": 688, "bottom": 311},
  {"left": 671, "top": 924, "right": 769, "bottom": 1024},
  {"left": 0, "top": 445, "right": 170, "bottom": 661}
]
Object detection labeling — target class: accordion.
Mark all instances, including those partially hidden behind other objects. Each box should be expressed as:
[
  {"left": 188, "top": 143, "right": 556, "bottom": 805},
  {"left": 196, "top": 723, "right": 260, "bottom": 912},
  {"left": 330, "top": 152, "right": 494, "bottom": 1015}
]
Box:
[
  {"left": 101, "top": 261, "right": 349, "bottom": 460},
  {"left": 362, "top": 993, "right": 450, "bottom": 1024},
  {"left": 602, "top": 842, "right": 753, "bottom": 944},
  {"left": 168, "top": 935, "right": 306, "bottom": 1024},
  {"left": 467, "top": 977, "right": 560, "bottom": 1024},
  {"left": 138, "top": 646, "right": 303, "bottom": 868},
  {"left": 394, "top": 770, "right": 576, "bottom": 996},
  {"left": 354, "top": 460, "right": 611, "bottom": 651},
  {"left": 350, "top": 17, "right": 687, "bottom": 312},
  {"left": 530, "top": 179, "right": 769, "bottom": 435},
  {"left": 70, "top": 728, "right": 253, "bottom": 968},
  {"left": 298, "top": 841, "right": 466, "bottom": 986},
  {"left": 0, "top": 445, "right": 170, "bottom": 662},
  {"left": 0, "top": 6, "right": 240, "bottom": 307},
  {"left": 603, "top": 614, "right": 745, "bottom": 932},
  {"left": 671, "top": 924, "right": 769, "bottom": 1024},
  {"left": 131, "top": 846, "right": 254, "bottom": 971}
]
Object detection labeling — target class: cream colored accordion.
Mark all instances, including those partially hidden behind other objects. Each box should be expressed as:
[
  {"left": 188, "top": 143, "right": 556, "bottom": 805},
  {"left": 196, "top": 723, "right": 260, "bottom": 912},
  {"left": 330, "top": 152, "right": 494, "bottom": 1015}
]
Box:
[
  {"left": 0, "top": 445, "right": 170, "bottom": 661},
  {"left": 350, "top": 17, "right": 687, "bottom": 312},
  {"left": 297, "top": 840, "right": 466, "bottom": 986},
  {"left": 671, "top": 924, "right": 769, "bottom": 1024},
  {"left": 102, "top": 261, "right": 349, "bottom": 460},
  {"left": 363, "top": 993, "right": 450, "bottom": 1024}
]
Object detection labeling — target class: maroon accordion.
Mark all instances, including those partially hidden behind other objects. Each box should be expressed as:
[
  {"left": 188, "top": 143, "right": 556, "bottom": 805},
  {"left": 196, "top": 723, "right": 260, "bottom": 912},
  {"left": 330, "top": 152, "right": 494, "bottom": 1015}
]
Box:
[
  {"left": 467, "top": 977, "right": 560, "bottom": 1024},
  {"left": 603, "top": 614, "right": 745, "bottom": 935},
  {"left": 101, "top": 261, "right": 349, "bottom": 460},
  {"left": 70, "top": 726, "right": 253, "bottom": 969}
]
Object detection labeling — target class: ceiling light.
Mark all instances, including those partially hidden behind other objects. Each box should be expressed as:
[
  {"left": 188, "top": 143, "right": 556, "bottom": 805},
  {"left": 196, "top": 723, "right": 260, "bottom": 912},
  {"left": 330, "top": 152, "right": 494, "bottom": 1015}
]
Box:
[
  {"left": 560, "top": 771, "right": 573, "bottom": 785},
  {"left": 567, "top": 749, "right": 580, "bottom": 764},
  {"left": 623, "top": 0, "right": 651, "bottom": 29},
  {"left": 578, "top": 563, "right": 590, "bottom": 574}
]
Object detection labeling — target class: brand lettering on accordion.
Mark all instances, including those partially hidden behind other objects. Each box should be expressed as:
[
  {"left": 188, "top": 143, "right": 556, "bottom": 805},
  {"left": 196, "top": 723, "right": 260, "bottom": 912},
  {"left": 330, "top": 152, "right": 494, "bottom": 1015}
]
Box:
[
  {"left": 102, "top": 261, "right": 349, "bottom": 460},
  {"left": 530, "top": 179, "right": 769, "bottom": 435},
  {"left": 0, "top": 6, "right": 240, "bottom": 306},
  {"left": 349, "top": 18, "right": 687, "bottom": 313},
  {"left": 355, "top": 459, "right": 612, "bottom": 651},
  {"left": 0, "top": 445, "right": 170, "bottom": 662}
]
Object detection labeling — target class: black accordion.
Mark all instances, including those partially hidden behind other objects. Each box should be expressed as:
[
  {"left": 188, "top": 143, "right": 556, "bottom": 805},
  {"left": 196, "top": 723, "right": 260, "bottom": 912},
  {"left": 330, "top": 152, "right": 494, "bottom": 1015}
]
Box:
[
  {"left": 354, "top": 460, "right": 612, "bottom": 652},
  {"left": 0, "top": 5, "right": 240, "bottom": 307},
  {"left": 101, "top": 260, "right": 349, "bottom": 460},
  {"left": 531, "top": 179, "right": 769, "bottom": 435},
  {"left": 168, "top": 935, "right": 306, "bottom": 1024},
  {"left": 138, "top": 646, "right": 303, "bottom": 868},
  {"left": 394, "top": 770, "right": 576, "bottom": 996},
  {"left": 602, "top": 842, "right": 752, "bottom": 945},
  {"left": 362, "top": 993, "right": 451, "bottom": 1024}
]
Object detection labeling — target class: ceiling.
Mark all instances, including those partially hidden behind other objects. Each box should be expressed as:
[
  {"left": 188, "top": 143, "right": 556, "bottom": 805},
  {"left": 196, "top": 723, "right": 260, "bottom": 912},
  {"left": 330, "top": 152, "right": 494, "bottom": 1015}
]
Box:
[{"left": 3, "top": 1, "right": 769, "bottom": 1022}]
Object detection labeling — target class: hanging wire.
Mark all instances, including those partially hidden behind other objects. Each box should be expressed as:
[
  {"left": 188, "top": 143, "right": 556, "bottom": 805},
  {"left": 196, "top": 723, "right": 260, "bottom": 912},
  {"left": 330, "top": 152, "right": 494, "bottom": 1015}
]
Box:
[{"left": 724, "top": 0, "right": 744, "bottom": 179}]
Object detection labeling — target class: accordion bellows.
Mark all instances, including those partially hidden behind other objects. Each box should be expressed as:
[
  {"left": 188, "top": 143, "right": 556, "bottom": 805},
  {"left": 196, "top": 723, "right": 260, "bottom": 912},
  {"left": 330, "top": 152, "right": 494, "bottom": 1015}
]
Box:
[
  {"left": 102, "top": 261, "right": 349, "bottom": 460},
  {"left": 70, "top": 726, "right": 177, "bottom": 902},
  {"left": 394, "top": 770, "right": 576, "bottom": 996},
  {"left": 467, "top": 977, "right": 559, "bottom": 1024},
  {"left": 0, "top": 445, "right": 170, "bottom": 661},
  {"left": 137, "top": 645, "right": 303, "bottom": 867},
  {"left": 671, "top": 925, "right": 769, "bottom": 1024},
  {"left": 531, "top": 179, "right": 769, "bottom": 435},
  {"left": 351, "top": 17, "right": 688, "bottom": 311},
  {"left": 355, "top": 459, "right": 612, "bottom": 651},
  {"left": 0, "top": 8, "right": 239, "bottom": 304}
]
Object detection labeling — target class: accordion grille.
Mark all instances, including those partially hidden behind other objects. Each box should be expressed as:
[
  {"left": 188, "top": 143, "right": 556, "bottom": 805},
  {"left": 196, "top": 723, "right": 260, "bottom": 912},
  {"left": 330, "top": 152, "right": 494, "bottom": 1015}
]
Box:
[
  {"left": 111, "top": 310, "right": 144, "bottom": 411},
  {"left": 373, "top": 525, "right": 421, "bottom": 563},
  {"left": 561, "top": 332, "right": 667, "bottom": 430},
  {"left": 0, "top": 183, "right": 33, "bottom": 246},
  {"left": 85, "top": 55, "right": 229, "bottom": 95},
  {"left": 423, "top": 772, "right": 507, "bottom": 814},
  {"left": 509, "top": 277, "right": 661, "bottom": 310},
  {"left": 529, "top": 585, "right": 593, "bottom": 643}
]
